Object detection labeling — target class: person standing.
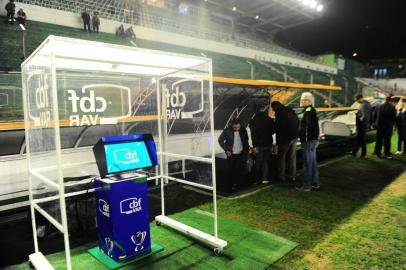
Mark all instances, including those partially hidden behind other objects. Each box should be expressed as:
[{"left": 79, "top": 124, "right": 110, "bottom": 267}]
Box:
[
  {"left": 374, "top": 96, "right": 397, "bottom": 159},
  {"left": 16, "top": 8, "right": 26, "bottom": 25},
  {"left": 270, "top": 101, "right": 300, "bottom": 183},
  {"left": 5, "top": 0, "right": 15, "bottom": 24},
  {"left": 350, "top": 94, "right": 371, "bottom": 158},
  {"left": 250, "top": 109, "right": 275, "bottom": 184},
  {"left": 396, "top": 103, "right": 406, "bottom": 154},
  {"left": 297, "top": 92, "right": 320, "bottom": 191},
  {"left": 92, "top": 12, "right": 100, "bottom": 33},
  {"left": 218, "top": 119, "right": 250, "bottom": 193},
  {"left": 81, "top": 9, "right": 91, "bottom": 32}
]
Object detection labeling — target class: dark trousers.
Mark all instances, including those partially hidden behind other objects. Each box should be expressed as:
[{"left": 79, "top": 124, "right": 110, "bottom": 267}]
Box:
[
  {"left": 16, "top": 17, "right": 25, "bottom": 25},
  {"left": 254, "top": 146, "right": 272, "bottom": 182},
  {"left": 352, "top": 127, "right": 367, "bottom": 157},
  {"left": 93, "top": 23, "right": 99, "bottom": 32},
  {"left": 6, "top": 12, "right": 14, "bottom": 23},
  {"left": 375, "top": 127, "right": 393, "bottom": 156},
  {"left": 83, "top": 20, "right": 91, "bottom": 31},
  {"left": 226, "top": 153, "right": 246, "bottom": 192},
  {"left": 397, "top": 128, "right": 406, "bottom": 152},
  {"left": 277, "top": 139, "right": 297, "bottom": 181}
]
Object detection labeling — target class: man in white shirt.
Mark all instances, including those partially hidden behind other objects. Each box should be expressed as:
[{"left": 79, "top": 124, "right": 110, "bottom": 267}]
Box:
[{"left": 218, "top": 119, "right": 250, "bottom": 193}]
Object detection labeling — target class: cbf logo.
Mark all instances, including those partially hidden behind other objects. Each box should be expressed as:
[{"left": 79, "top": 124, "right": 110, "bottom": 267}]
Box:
[
  {"left": 165, "top": 79, "right": 204, "bottom": 120},
  {"left": 67, "top": 84, "right": 131, "bottom": 126},
  {"left": 98, "top": 199, "right": 110, "bottom": 217},
  {"left": 113, "top": 149, "right": 140, "bottom": 165},
  {"left": 27, "top": 72, "right": 51, "bottom": 127},
  {"left": 120, "top": 198, "right": 142, "bottom": 215}
]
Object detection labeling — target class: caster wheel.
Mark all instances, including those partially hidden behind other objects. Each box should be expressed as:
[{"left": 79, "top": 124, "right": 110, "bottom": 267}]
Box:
[
  {"left": 156, "top": 221, "right": 162, "bottom": 226},
  {"left": 213, "top": 247, "right": 223, "bottom": 256}
]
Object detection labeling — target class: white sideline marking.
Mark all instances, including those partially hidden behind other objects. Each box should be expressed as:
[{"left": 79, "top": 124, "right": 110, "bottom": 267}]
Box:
[
  {"left": 227, "top": 155, "right": 349, "bottom": 200},
  {"left": 228, "top": 185, "right": 272, "bottom": 200},
  {"left": 182, "top": 185, "right": 226, "bottom": 198}
]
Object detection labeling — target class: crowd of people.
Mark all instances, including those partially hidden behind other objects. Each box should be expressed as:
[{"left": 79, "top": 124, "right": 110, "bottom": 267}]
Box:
[
  {"left": 218, "top": 92, "right": 321, "bottom": 193},
  {"left": 80, "top": 8, "right": 137, "bottom": 40},
  {"left": 116, "top": 24, "right": 136, "bottom": 40},
  {"left": 81, "top": 9, "right": 100, "bottom": 32},
  {"left": 351, "top": 94, "right": 406, "bottom": 160},
  {"left": 4, "top": 0, "right": 27, "bottom": 25},
  {"left": 219, "top": 91, "right": 406, "bottom": 194}
]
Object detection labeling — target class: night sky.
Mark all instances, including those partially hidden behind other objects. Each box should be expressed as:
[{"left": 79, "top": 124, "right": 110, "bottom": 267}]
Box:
[{"left": 276, "top": 0, "right": 406, "bottom": 62}]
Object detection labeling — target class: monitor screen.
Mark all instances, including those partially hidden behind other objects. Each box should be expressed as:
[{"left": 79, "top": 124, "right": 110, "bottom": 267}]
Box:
[
  {"left": 93, "top": 134, "right": 158, "bottom": 178},
  {"left": 105, "top": 141, "right": 153, "bottom": 174}
]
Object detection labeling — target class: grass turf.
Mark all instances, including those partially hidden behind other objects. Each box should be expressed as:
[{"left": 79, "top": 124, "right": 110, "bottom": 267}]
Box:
[
  {"left": 4, "top": 209, "right": 297, "bottom": 270},
  {"left": 200, "top": 133, "right": 406, "bottom": 269}
]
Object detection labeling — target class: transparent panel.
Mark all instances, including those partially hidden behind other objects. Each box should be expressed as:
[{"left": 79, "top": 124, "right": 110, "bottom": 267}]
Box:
[
  {"left": 22, "top": 43, "right": 62, "bottom": 226},
  {"left": 159, "top": 61, "right": 213, "bottom": 188},
  {"left": 55, "top": 71, "right": 159, "bottom": 178}
]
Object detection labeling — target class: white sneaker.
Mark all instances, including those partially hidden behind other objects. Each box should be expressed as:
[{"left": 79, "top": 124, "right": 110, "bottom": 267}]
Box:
[{"left": 262, "top": 180, "right": 269, "bottom": 184}]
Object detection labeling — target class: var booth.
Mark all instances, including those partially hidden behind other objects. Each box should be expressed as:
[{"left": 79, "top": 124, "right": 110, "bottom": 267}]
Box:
[{"left": 22, "top": 36, "right": 226, "bottom": 269}]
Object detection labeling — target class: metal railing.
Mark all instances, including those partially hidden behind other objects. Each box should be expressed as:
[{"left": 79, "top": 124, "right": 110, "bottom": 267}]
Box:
[{"left": 15, "top": 0, "right": 321, "bottom": 64}]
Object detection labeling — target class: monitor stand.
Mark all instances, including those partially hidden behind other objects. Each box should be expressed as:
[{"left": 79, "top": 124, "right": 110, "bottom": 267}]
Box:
[{"left": 107, "top": 172, "right": 139, "bottom": 181}]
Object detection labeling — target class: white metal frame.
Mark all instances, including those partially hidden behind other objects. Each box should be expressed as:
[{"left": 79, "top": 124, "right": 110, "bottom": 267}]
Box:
[
  {"left": 154, "top": 60, "right": 227, "bottom": 253},
  {"left": 22, "top": 36, "right": 226, "bottom": 270}
]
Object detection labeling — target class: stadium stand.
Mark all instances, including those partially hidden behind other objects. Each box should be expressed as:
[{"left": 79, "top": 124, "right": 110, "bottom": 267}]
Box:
[
  {"left": 0, "top": 0, "right": 366, "bottom": 110},
  {"left": 14, "top": 0, "right": 319, "bottom": 63}
]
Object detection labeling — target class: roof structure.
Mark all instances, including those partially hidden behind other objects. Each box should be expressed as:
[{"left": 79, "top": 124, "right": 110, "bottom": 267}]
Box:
[{"left": 188, "top": 0, "right": 329, "bottom": 34}]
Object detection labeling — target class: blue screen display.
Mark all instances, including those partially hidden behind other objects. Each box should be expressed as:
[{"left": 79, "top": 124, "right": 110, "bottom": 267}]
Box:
[{"left": 104, "top": 141, "right": 153, "bottom": 174}]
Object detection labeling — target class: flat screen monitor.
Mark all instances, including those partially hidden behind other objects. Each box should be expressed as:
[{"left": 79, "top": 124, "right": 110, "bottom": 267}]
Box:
[{"left": 93, "top": 134, "right": 158, "bottom": 178}]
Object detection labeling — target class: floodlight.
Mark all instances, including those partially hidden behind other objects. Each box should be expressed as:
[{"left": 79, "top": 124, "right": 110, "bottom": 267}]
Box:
[
  {"left": 232, "top": 6, "right": 236, "bottom": 11},
  {"left": 310, "top": 0, "right": 317, "bottom": 9},
  {"left": 353, "top": 52, "right": 358, "bottom": 57},
  {"left": 316, "top": 4, "right": 323, "bottom": 12},
  {"left": 255, "top": 15, "right": 259, "bottom": 19},
  {"left": 303, "top": 0, "right": 311, "bottom": 6}
]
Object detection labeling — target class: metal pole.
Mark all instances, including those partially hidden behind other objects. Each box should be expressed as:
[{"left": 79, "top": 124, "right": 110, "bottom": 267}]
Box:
[
  {"left": 208, "top": 60, "right": 218, "bottom": 239},
  {"left": 22, "top": 31, "right": 26, "bottom": 59},
  {"left": 329, "top": 77, "right": 333, "bottom": 106},
  {"left": 156, "top": 78, "right": 165, "bottom": 216},
  {"left": 19, "top": 24, "right": 26, "bottom": 59},
  {"left": 50, "top": 47, "right": 72, "bottom": 270},
  {"left": 309, "top": 72, "right": 314, "bottom": 84},
  {"left": 246, "top": 61, "right": 255, "bottom": 80},
  {"left": 343, "top": 77, "right": 348, "bottom": 106}
]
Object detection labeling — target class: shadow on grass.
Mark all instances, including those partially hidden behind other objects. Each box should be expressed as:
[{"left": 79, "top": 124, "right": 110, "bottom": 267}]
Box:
[{"left": 206, "top": 140, "right": 405, "bottom": 269}]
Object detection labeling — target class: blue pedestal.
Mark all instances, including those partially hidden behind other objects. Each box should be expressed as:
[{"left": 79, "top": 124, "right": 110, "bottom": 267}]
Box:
[{"left": 93, "top": 175, "right": 151, "bottom": 262}]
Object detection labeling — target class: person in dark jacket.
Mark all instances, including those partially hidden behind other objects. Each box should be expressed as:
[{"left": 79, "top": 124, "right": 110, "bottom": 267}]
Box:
[
  {"left": 351, "top": 94, "right": 372, "bottom": 158},
  {"left": 81, "top": 9, "right": 91, "bottom": 32},
  {"left": 16, "top": 8, "right": 26, "bottom": 25},
  {"left": 271, "top": 101, "right": 300, "bottom": 183},
  {"left": 5, "top": 0, "right": 15, "bottom": 24},
  {"left": 116, "top": 24, "right": 125, "bottom": 37},
  {"left": 395, "top": 103, "right": 406, "bottom": 154},
  {"left": 297, "top": 92, "right": 320, "bottom": 191},
  {"left": 374, "top": 96, "right": 397, "bottom": 159},
  {"left": 250, "top": 110, "right": 275, "bottom": 184},
  {"left": 218, "top": 119, "right": 250, "bottom": 192},
  {"left": 92, "top": 12, "right": 100, "bottom": 33}
]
